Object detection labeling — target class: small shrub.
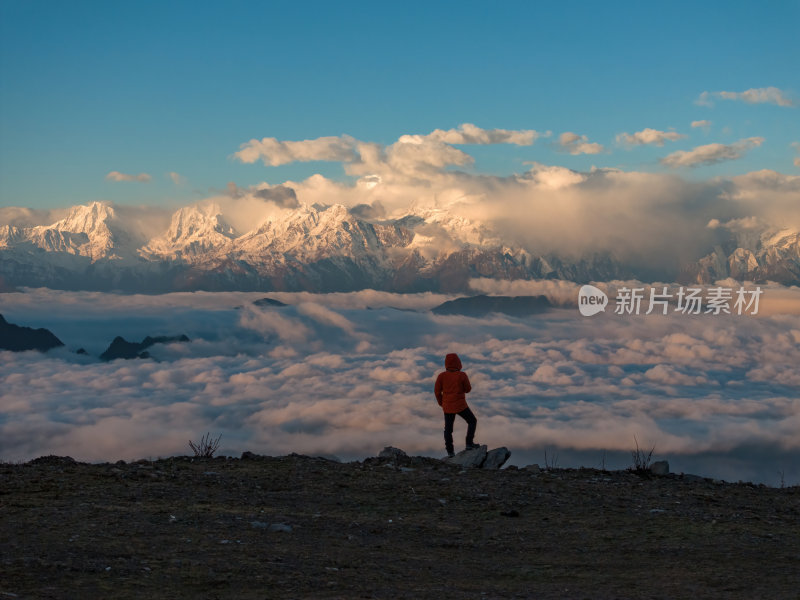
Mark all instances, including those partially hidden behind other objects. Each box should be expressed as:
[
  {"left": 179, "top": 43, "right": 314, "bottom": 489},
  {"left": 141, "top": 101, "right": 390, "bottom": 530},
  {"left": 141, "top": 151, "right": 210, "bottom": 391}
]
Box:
[
  {"left": 544, "top": 448, "right": 559, "bottom": 470},
  {"left": 189, "top": 432, "right": 221, "bottom": 458},
  {"left": 629, "top": 435, "right": 655, "bottom": 472}
]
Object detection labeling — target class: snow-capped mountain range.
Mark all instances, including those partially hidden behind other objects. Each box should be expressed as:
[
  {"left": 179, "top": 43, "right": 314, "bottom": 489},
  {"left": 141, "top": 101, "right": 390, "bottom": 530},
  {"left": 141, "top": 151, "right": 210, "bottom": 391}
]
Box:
[
  {"left": 682, "top": 227, "right": 800, "bottom": 286},
  {"left": 1, "top": 201, "right": 799, "bottom": 292}
]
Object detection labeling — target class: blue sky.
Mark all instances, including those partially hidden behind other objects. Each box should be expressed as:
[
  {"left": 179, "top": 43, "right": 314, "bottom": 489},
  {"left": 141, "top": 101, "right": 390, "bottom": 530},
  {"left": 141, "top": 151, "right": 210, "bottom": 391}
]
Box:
[{"left": 1, "top": 0, "right": 798, "bottom": 210}]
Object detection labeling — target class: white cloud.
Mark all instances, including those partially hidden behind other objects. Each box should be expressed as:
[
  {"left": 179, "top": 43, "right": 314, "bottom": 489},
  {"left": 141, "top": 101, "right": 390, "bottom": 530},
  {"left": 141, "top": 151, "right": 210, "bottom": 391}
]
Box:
[
  {"left": 616, "top": 128, "right": 686, "bottom": 147},
  {"left": 661, "top": 137, "right": 764, "bottom": 168},
  {"left": 106, "top": 171, "right": 152, "bottom": 183},
  {"left": 719, "top": 87, "right": 795, "bottom": 107},
  {"left": 468, "top": 277, "right": 581, "bottom": 307},
  {"left": 234, "top": 135, "right": 360, "bottom": 166},
  {"left": 696, "top": 87, "right": 796, "bottom": 107},
  {"left": 168, "top": 172, "right": 186, "bottom": 185},
  {"left": 424, "top": 123, "right": 541, "bottom": 146},
  {"left": 233, "top": 124, "right": 543, "bottom": 174},
  {"left": 691, "top": 120, "right": 712, "bottom": 131},
  {"left": 296, "top": 302, "right": 363, "bottom": 339},
  {"left": 0, "top": 207, "right": 69, "bottom": 227},
  {"left": 557, "top": 132, "right": 604, "bottom": 155},
  {"left": 695, "top": 92, "right": 714, "bottom": 107},
  {"left": 238, "top": 306, "right": 311, "bottom": 343},
  {"left": 724, "top": 169, "right": 800, "bottom": 229},
  {"left": 376, "top": 136, "right": 474, "bottom": 173}
]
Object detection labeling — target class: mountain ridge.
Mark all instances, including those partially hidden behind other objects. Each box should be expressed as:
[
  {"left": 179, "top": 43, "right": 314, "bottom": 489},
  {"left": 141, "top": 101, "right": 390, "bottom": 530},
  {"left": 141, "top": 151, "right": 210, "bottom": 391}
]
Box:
[{"left": 2, "top": 200, "right": 799, "bottom": 292}]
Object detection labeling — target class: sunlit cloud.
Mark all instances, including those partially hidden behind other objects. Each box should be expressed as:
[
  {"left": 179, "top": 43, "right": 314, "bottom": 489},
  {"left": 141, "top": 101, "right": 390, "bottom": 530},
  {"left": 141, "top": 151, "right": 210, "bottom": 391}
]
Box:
[
  {"left": 234, "top": 135, "right": 360, "bottom": 167},
  {"left": 616, "top": 128, "right": 686, "bottom": 147},
  {"left": 661, "top": 137, "right": 764, "bottom": 168},
  {"left": 106, "top": 171, "right": 152, "bottom": 183},
  {"left": 168, "top": 171, "right": 186, "bottom": 185},
  {"left": 696, "top": 87, "right": 796, "bottom": 107},
  {"left": 557, "top": 132, "right": 604, "bottom": 155},
  {"left": 422, "top": 123, "right": 542, "bottom": 146},
  {"left": 233, "top": 124, "right": 544, "bottom": 172},
  {"left": 691, "top": 120, "right": 712, "bottom": 131}
]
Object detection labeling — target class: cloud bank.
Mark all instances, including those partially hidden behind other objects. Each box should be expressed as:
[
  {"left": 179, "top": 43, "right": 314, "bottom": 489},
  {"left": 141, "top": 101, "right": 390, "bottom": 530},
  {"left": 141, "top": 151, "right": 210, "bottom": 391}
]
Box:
[
  {"left": 1, "top": 287, "right": 799, "bottom": 485},
  {"left": 209, "top": 125, "right": 800, "bottom": 263}
]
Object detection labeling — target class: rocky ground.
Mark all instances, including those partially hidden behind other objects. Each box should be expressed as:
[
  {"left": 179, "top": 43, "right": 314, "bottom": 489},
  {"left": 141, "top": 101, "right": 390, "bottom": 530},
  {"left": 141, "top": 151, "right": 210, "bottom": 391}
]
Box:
[{"left": 2, "top": 449, "right": 799, "bottom": 599}]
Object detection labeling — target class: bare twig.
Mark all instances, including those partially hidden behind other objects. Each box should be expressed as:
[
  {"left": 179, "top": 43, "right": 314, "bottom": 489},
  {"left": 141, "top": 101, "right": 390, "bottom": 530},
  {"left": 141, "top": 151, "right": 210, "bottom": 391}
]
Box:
[
  {"left": 630, "top": 435, "right": 655, "bottom": 472},
  {"left": 189, "top": 432, "right": 221, "bottom": 458},
  {"left": 544, "top": 448, "right": 559, "bottom": 470}
]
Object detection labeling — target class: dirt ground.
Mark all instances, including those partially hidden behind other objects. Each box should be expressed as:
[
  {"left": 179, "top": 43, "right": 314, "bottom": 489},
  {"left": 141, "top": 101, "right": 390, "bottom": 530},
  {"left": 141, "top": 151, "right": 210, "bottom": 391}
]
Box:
[{"left": 2, "top": 453, "right": 799, "bottom": 599}]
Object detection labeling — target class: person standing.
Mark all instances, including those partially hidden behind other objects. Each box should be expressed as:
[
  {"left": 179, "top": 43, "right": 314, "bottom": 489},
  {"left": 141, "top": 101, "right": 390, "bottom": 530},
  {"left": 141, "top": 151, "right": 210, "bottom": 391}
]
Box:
[{"left": 434, "top": 353, "right": 479, "bottom": 457}]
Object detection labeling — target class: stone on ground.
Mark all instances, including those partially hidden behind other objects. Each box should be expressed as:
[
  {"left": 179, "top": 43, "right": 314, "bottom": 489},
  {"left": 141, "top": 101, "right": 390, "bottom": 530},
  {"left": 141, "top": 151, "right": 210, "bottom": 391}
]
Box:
[
  {"left": 444, "top": 445, "right": 488, "bottom": 468},
  {"left": 650, "top": 460, "right": 670, "bottom": 476},
  {"left": 483, "top": 447, "right": 511, "bottom": 470},
  {"left": 378, "top": 446, "right": 408, "bottom": 460}
]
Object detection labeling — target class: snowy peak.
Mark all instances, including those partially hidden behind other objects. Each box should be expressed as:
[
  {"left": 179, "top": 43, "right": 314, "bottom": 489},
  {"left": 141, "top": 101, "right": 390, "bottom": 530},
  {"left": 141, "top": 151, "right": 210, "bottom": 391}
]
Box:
[
  {"left": 164, "top": 203, "right": 237, "bottom": 243},
  {"left": 235, "top": 203, "right": 410, "bottom": 261},
  {"left": 42, "top": 201, "right": 122, "bottom": 260},
  {"left": 0, "top": 225, "right": 24, "bottom": 248},
  {"left": 1, "top": 201, "right": 131, "bottom": 261},
  {"left": 684, "top": 225, "right": 800, "bottom": 285},
  {"left": 51, "top": 201, "right": 116, "bottom": 236},
  {"left": 140, "top": 203, "right": 238, "bottom": 261}
]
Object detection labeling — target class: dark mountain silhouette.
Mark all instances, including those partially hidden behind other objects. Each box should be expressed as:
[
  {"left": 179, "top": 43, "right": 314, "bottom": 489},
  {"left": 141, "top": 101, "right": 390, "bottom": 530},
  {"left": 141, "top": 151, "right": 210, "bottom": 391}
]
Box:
[
  {"left": 0, "top": 314, "right": 64, "bottom": 352},
  {"left": 431, "top": 295, "right": 551, "bottom": 317},
  {"left": 100, "top": 334, "right": 190, "bottom": 361},
  {"left": 253, "top": 297, "right": 288, "bottom": 307}
]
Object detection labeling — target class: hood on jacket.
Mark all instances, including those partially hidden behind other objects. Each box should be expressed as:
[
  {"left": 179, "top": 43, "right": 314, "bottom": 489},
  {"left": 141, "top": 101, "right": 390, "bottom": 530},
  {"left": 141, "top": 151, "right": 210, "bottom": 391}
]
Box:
[{"left": 445, "top": 353, "right": 462, "bottom": 371}]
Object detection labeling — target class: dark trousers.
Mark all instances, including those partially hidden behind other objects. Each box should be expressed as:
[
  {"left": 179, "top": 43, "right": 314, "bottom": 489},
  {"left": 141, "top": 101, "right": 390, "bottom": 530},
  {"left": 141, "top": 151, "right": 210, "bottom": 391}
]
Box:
[{"left": 444, "top": 407, "right": 477, "bottom": 452}]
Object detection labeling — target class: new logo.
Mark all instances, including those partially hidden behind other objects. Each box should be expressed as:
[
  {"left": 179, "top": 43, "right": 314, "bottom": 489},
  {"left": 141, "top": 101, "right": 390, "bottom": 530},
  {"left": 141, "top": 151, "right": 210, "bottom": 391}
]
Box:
[{"left": 578, "top": 285, "right": 608, "bottom": 316}]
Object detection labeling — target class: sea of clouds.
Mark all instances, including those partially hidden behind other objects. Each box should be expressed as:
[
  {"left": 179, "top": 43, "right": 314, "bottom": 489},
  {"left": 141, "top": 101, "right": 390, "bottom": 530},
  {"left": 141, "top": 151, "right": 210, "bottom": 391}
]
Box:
[{"left": 2, "top": 281, "right": 799, "bottom": 486}]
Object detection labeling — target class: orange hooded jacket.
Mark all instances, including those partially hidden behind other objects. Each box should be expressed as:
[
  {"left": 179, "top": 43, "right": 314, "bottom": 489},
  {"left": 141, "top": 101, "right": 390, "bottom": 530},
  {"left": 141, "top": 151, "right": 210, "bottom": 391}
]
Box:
[{"left": 434, "top": 353, "right": 471, "bottom": 414}]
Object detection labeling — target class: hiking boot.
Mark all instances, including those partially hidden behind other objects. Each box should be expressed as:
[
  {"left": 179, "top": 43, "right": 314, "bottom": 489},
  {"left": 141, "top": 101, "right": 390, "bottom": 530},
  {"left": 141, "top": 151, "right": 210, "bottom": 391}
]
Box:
[
  {"left": 465, "top": 443, "right": 481, "bottom": 450},
  {"left": 446, "top": 450, "right": 455, "bottom": 458}
]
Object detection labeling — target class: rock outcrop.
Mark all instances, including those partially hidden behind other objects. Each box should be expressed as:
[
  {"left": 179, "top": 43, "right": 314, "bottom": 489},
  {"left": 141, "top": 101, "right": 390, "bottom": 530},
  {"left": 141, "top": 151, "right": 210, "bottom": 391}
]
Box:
[
  {"left": 252, "top": 297, "right": 288, "bottom": 308},
  {"left": 431, "top": 295, "right": 551, "bottom": 317},
  {"left": 0, "top": 314, "right": 64, "bottom": 352},
  {"left": 100, "top": 334, "right": 190, "bottom": 361}
]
